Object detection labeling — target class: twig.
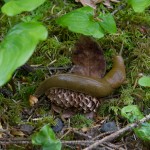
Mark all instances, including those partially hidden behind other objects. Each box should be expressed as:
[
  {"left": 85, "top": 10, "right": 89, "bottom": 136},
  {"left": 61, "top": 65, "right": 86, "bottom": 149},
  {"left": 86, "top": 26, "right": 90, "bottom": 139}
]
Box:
[
  {"left": 83, "top": 113, "right": 150, "bottom": 150},
  {"left": 92, "top": 131, "right": 114, "bottom": 140},
  {"left": 111, "top": 4, "right": 126, "bottom": 15},
  {"left": 0, "top": 129, "right": 13, "bottom": 137},
  {"left": 103, "top": 142, "right": 125, "bottom": 150},
  {"left": 73, "top": 129, "right": 92, "bottom": 139},
  {"left": 115, "top": 116, "right": 128, "bottom": 150},
  {"left": 20, "top": 63, "right": 35, "bottom": 73},
  {"left": 34, "top": 66, "right": 71, "bottom": 70},
  {"left": 60, "top": 128, "right": 72, "bottom": 140},
  {"left": 0, "top": 138, "right": 31, "bottom": 145},
  {"left": 9, "top": 78, "right": 16, "bottom": 94},
  {"left": 61, "top": 140, "right": 98, "bottom": 145},
  {"left": 1, "top": 114, "right": 150, "bottom": 147},
  {"left": 0, "top": 138, "right": 97, "bottom": 145}
]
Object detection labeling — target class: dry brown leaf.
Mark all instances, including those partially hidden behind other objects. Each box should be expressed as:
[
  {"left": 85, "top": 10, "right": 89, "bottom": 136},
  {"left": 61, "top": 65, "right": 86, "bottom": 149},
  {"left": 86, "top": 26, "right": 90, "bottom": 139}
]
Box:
[
  {"left": 10, "top": 128, "right": 25, "bottom": 137},
  {"left": 71, "top": 36, "right": 106, "bottom": 78},
  {"left": 103, "top": 0, "right": 120, "bottom": 8},
  {"left": 110, "top": 0, "right": 120, "bottom": 2},
  {"left": 103, "top": 0, "right": 112, "bottom": 8},
  {"left": 81, "top": 127, "right": 89, "bottom": 132},
  {"left": 0, "top": 122, "right": 3, "bottom": 138},
  {"left": 75, "top": 0, "right": 102, "bottom": 9},
  {"left": 51, "top": 104, "right": 76, "bottom": 118},
  {"left": 29, "top": 95, "right": 38, "bottom": 106},
  {"left": 75, "top": 0, "right": 120, "bottom": 9}
]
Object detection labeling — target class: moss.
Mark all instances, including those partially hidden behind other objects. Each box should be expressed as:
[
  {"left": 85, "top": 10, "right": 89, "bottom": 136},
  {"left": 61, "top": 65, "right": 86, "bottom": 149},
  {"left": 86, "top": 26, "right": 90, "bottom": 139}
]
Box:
[
  {"left": 70, "top": 114, "right": 93, "bottom": 128},
  {"left": 0, "top": 95, "right": 22, "bottom": 125},
  {"left": 130, "top": 39, "right": 150, "bottom": 75},
  {"left": 13, "top": 84, "right": 36, "bottom": 103}
]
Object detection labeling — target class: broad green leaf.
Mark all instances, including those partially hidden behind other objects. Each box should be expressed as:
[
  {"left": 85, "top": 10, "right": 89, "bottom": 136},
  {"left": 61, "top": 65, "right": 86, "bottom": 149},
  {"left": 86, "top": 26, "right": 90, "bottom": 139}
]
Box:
[
  {"left": 98, "top": 13, "right": 117, "bottom": 34},
  {"left": 0, "top": 22, "right": 48, "bottom": 86},
  {"left": 121, "top": 105, "right": 144, "bottom": 122},
  {"left": 134, "top": 123, "right": 150, "bottom": 141},
  {"left": 121, "top": 105, "right": 150, "bottom": 141},
  {"left": 2, "top": 0, "right": 46, "bottom": 16},
  {"left": 56, "top": 6, "right": 104, "bottom": 38},
  {"left": 32, "top": 125, "right": 61, "bottom": 150},
  {"left": 138, "top": 76, "right": 150, "bottom": 87},
  {"left": 4, "top": 0, "right": 11, "bottom": 2},
  {"left": 128, "top": 0, "right": 150, "bottom": 12}
]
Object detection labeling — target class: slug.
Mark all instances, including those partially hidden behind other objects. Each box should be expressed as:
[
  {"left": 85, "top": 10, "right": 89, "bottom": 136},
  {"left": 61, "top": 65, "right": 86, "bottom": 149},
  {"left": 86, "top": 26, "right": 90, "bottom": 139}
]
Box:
[{"left": 34, "top": 55, "right": 126, "bottom": 98}]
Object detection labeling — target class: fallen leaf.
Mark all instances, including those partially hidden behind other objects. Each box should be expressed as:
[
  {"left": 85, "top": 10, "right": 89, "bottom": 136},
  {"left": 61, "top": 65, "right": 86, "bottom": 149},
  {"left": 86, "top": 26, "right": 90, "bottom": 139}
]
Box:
[
  {"left": 103, "top": 0, "right": 120, "bottom": 8},
  {"left": 75, "top": 0, "right": 102, "bottom": 9},
  {"left": 10, "top": 128, "right": 25, "bottom": 137},
  {"left": 75, "top": 0, "right": 120, "bottom": 9},
  {"left": 103, "top": 0, "right": 113, "bottom": 8},
  {"left": 29, "top": 95, "right": 38, "bottom": 106},
  {"left": 0, "top": 122, "right": 3, "bottom": 138},
  {"left": 81, "top": 127, "right": 89, "bottom": 132},
  {"left": 71, "top": 36, "right": 106, "bottom": 78}
]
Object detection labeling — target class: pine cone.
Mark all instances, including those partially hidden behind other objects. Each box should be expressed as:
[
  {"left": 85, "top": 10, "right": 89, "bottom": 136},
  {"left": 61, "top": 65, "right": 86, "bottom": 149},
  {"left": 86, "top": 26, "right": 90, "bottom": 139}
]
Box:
[{"left": 45, "top": 88, "right": 100, "bottom": 113}]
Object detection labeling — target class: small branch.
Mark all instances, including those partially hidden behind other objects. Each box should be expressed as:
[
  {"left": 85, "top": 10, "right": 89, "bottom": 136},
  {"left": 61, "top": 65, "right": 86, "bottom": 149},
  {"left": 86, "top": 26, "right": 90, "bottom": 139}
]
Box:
[
  {"left": 0, "top": 138, "right": 97, "bottom": 145},
  {"left": 61, "top": 140, "right": 97, "bottom": 145},
  {"left": 83, "top": 113, "right": 150, "bottom": 150},
  {"left": 92, "top": 131, "right": 114, "bottom": 140},
  {"left": 33, "top": 66, "right": 71, "bottom": 71},
  {"left": 20, "top": 63, "right": 35, "bottom": 73},
  {"left": 9, "top": 78, "right": 16, "bottom": 94},
  {"left": 1, "top": 114, "right": 150, "bottom": 148},
  {"left": 0, "top": 138, "right": 31, "bottom": 145},
  {"left": 111, "top": 4, "right": 126, "bottom": 15},
  {"left": 73, "top": 129, "right": 92, "bottom": 139}
]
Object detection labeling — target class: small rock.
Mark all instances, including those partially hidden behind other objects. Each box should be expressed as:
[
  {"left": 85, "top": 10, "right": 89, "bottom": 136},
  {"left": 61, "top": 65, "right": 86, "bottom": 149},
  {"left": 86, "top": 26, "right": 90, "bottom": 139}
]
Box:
[
  {"left": 20, "top": 124, "right": 35, "bottom": 135},
  {"left": 100, "top": 121, "right": 118, "bottom": 132},
  {"left": 52, "top": 118, "right": 64, "bottom": 132}
]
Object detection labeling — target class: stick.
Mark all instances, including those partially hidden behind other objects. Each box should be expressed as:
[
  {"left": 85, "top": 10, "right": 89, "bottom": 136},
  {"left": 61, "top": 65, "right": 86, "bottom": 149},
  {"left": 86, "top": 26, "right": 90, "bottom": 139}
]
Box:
[
  {"left": 83, "top": 113, "right": 150, "bottom": 150},
  {"left": 1, "top": 114, "right": 150, "bottom": 148}
]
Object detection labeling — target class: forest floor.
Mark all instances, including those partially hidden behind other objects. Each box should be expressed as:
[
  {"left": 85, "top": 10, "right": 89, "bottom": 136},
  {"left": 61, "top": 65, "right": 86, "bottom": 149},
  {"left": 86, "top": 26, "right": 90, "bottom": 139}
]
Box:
[{"left": 0, "top": 0, "right": 150, "bottom": 150}]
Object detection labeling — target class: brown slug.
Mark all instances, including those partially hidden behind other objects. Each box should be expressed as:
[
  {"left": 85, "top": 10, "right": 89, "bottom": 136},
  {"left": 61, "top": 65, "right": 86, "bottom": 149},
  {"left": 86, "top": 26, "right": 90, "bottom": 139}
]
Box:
[{"left": 34, "top": 55, "right": 126, "bottom": 98}]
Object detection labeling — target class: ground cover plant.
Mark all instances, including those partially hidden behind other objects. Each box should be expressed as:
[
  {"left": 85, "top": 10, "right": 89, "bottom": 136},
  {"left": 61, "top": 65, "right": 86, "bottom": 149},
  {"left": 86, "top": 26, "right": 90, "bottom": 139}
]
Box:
[{"left": 0, "top": 0, "right": 150, "bottom": 149}]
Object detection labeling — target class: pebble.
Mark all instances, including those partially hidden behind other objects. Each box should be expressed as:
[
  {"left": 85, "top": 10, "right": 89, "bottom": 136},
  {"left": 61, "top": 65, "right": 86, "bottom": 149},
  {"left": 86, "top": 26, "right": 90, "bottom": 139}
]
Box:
[
  {"left": 101, "top": 121, "right": 118, "bottom": 132},
  {"left": 52, "top": 118, "right": 64, "bottom": 132}
]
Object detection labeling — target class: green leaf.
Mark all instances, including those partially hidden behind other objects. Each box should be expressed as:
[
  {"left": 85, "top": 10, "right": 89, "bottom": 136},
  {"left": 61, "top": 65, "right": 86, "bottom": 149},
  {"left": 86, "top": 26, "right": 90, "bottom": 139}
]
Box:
[
  {"left": 128, "top": 0, "right": 150, "bottom": 12},
  {"left": 56, "top": 6, "right": 104, "bottom": 38},
  {"left": 2, "top": 0, "right": 46, "bottom": 16},
  {"left": 138, "top": 76, "right": 150, "bottom": 87},
  {"left": 121, "top": 105, "right": 144, "bottom": 122},
  {"left": 121, "top": 105, "right": 150, "bottom": 141},
  {"left": 98, "top": 13, "right": 117, "bottom": 34},
  {"left": 134, "top": 122, "right": 150, "bottom": 141},
  {"left": 4, "top": 0, "right": 11, "bottom": 2},
  {"left": 0, "top": 22, "right": 48, "bottom": 86},
  {"left": 32, "top": 125, "right": 61, "bottom": 150}
]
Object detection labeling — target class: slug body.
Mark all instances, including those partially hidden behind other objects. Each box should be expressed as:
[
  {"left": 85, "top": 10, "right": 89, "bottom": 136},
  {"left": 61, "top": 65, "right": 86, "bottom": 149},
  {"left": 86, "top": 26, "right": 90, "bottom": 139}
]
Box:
[{"left": 35, "top": 55, "right": 126, "bottom": 98}]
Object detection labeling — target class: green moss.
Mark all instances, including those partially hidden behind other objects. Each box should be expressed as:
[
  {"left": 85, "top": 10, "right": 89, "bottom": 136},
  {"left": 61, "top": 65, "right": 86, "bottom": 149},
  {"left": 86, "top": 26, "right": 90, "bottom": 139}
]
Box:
[
  {"left": 13, "top": 84, "right": 36, "bottom": 103},
  {"left": 0, "top": 95, "right": 22, "bottom": 125},
  {"left": 98, "top": 86, "right": 134, "bottom": 115},
  {"left": 130, "top": 39, "right": 150, "bottom": 75},
  {"left": 70, "top": 114, "right": 93, "bottom": 128},
  {"left": 29, "top": 37, "right": 73, "bottom": 67}
]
